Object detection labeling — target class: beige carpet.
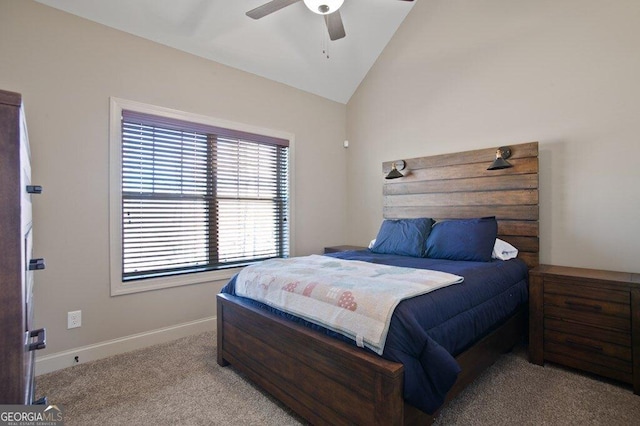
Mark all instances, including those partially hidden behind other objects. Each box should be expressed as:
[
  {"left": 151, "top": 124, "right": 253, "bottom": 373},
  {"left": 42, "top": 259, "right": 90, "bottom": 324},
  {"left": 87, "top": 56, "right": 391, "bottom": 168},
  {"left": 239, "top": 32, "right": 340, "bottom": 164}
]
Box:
[{"left": 37, "top": 331, "right": 640, "bottom": 425}]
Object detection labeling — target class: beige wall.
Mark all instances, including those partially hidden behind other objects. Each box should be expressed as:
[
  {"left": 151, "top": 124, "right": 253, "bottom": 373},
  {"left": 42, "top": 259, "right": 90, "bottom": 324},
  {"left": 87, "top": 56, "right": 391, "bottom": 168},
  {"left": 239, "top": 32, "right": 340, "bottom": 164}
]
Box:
[
  {"left": 0, "top": 1, "right": 347, "bottom": 354},
  {"left": 347, "top": 0, "right": 640, "bottom": 273}
]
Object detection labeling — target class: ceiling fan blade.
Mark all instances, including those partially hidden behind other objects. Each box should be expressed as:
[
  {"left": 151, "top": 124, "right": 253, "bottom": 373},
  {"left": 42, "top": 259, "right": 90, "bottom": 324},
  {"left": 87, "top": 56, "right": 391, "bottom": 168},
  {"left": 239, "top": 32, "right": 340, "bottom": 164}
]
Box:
[
  {"left": 325, "top": 10, "right": 346, "bottom": 41},
  {"left": 246, "top": 0, "right": 301, "bottom": 19}
]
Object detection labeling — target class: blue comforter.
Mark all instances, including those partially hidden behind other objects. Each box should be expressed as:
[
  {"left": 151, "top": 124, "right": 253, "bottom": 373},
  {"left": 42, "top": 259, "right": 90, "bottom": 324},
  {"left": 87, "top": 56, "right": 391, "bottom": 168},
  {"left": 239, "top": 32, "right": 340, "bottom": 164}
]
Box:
[{"left": 220, "top": 250, "right": 528, "bottom": 414}]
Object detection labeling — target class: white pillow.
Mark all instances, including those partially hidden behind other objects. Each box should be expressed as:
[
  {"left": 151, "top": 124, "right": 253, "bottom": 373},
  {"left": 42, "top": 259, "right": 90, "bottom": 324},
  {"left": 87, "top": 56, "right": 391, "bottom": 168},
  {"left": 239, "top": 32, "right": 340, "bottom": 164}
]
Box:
[
  {"left": 492, "top": 238, "right": 518, "bottom": 260},
  {"left": 368, "top": 239, "right": 376, "bottom": 249}
]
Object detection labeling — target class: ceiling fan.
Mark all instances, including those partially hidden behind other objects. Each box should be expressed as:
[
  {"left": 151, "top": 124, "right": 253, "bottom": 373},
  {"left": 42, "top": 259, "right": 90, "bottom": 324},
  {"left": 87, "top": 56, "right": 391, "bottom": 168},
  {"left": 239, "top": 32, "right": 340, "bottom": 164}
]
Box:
[{"left": 246, "top": 0, "right": 415, "bottom": 41}]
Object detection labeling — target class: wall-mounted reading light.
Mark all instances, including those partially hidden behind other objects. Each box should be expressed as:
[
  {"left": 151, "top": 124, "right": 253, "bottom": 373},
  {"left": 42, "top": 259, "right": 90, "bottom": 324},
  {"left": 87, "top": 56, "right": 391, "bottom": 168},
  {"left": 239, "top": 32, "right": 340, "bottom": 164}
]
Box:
[
  {"left": 385, "top": 160, "right": 406, "bottom": 179},
  {"left": 487, "top": 147, "right": 513, "bottom": 170}
]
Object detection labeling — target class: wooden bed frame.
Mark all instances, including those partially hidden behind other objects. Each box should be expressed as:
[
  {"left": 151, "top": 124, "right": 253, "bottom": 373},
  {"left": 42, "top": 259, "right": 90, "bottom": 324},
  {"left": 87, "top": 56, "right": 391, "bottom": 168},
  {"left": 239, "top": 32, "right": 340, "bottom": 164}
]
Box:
[{"left": 217, "top": 142, "right": 539, "bottom": 425}]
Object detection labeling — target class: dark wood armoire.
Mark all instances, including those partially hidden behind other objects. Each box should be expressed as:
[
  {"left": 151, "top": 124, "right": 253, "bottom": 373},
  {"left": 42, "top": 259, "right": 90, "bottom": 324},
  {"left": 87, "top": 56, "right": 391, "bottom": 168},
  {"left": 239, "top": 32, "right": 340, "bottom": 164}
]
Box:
[{"left": 0, "top": 89, "right": 45, "bottom": 404}]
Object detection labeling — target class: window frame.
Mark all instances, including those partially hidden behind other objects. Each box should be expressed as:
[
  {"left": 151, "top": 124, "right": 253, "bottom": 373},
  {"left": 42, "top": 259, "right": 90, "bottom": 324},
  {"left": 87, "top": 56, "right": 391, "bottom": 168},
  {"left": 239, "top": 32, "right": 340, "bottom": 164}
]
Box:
[{"left": 109, "top": 97, "right": 295, "bottom": 296}]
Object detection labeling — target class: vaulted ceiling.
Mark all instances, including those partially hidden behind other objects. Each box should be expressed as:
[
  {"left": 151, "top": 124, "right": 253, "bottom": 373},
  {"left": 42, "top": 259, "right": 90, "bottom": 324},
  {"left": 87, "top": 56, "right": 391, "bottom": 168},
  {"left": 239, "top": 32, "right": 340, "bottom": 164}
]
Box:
[{"left": 35, "top": 0, "right": 415, "bottom": 104}]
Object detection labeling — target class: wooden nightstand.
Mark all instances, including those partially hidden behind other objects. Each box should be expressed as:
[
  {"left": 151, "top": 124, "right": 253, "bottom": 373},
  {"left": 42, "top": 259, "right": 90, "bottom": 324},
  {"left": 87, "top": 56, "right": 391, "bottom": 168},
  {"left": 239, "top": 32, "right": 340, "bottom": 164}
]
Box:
[
  {"left": 529, "top": 264, "right": 640, "bottom": 394},
  {"left": 324, "top": 245, "right": 367, "bottom": 254}
]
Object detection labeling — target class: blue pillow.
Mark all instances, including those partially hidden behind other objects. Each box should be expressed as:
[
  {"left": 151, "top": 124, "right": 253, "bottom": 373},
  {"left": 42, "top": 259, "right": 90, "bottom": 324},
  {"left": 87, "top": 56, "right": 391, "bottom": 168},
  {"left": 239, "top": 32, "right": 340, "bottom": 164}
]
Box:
[
  {"left": 425, "top": 217, "right": 498, "bottom": 262},
  {"left": 371, "top": 218, "right": 434, "bottom": 257}
]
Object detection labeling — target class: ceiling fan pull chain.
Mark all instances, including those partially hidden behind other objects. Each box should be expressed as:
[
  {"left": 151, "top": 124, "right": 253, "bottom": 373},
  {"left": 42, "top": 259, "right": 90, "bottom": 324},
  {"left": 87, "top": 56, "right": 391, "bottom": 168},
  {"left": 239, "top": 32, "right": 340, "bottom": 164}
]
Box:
[{"left": 321, "top": 19, "right": 329, "bottom": 59}]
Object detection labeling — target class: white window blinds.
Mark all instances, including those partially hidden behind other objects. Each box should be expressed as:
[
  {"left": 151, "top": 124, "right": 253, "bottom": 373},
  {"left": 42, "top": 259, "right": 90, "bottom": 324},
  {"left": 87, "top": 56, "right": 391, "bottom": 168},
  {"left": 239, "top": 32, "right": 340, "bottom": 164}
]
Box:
[{"left": 121, "top": 110, "right": 289, "bottom": 281}]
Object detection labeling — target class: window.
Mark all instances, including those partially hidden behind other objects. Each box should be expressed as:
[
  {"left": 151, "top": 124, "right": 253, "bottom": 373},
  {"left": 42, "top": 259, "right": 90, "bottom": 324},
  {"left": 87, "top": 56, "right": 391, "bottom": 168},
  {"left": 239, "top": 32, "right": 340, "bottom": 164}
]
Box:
[{"left": 109, "top": 98, "right": 293, "bottom": 295}]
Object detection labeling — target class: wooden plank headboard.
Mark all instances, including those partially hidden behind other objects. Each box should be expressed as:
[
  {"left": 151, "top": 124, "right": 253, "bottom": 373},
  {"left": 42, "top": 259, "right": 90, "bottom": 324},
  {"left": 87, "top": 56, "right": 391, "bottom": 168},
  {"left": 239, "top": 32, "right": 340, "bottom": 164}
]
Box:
[{"left": 382, "top": 141, "right": 539, "bottom": 269}]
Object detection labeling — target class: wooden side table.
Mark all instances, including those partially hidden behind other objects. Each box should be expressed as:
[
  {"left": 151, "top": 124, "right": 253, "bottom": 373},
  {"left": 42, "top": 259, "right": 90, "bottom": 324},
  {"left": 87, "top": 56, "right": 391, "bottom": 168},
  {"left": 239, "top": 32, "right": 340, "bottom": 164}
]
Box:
[
  {"left": 324, "top": 245, "right": 367, "bottom": 254},
  {"left": 529, "top": 264, "right": 640, "bottom": 394}
]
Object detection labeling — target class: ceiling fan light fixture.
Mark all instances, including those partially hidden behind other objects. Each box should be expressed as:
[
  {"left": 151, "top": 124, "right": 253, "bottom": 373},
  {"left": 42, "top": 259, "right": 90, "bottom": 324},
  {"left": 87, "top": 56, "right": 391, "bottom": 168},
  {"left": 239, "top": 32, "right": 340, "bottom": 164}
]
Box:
[{"left": 303, "top": 0, "right": 344, "bottom": 15}]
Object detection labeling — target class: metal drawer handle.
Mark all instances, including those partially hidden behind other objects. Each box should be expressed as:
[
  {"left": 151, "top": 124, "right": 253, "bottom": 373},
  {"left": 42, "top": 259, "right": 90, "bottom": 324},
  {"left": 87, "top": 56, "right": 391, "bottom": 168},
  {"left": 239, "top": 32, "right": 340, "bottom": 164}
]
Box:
[
  {"left": 565, "top": 338, "right": 603, "bottom": 353},
  {"left": 28, "top": 258, "right": 46, "bottom": 270},
  {"left": 28, "top": 328, "right": 46, "bottom": 351},
  {"left": 26, "top": 185, "right": 43, "bottom": 194},
  {"left": 564, "top": 300, "right": 602, "bottom": 312}
]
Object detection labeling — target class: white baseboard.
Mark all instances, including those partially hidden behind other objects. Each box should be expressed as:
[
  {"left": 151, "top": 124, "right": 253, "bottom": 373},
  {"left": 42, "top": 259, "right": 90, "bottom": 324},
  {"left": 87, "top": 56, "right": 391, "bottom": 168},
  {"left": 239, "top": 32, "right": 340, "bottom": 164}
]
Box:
[{"left": 35, "top": 316, "right": 216, "bottom": 376}]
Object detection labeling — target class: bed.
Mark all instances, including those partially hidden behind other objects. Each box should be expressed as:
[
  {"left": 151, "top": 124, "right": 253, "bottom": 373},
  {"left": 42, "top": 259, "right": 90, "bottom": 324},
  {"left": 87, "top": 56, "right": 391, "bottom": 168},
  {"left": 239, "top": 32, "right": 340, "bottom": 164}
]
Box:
[{"left": 216, "top": 141, "right": 539, "bottom": 425}]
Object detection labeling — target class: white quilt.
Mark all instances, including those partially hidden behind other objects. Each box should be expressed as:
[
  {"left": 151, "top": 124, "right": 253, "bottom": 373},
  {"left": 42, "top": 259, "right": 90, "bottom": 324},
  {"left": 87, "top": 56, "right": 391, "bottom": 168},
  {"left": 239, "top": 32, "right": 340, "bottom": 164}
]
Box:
[{"left": 235, "top": 255, "right": 463, "bottom": 355}]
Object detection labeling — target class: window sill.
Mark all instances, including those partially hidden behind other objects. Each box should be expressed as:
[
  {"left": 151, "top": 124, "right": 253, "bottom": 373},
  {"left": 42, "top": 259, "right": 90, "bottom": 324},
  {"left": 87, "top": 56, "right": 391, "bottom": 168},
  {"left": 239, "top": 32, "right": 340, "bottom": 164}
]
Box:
[{"left": 110, "top": 267, "right": 241, "bottom": 296}]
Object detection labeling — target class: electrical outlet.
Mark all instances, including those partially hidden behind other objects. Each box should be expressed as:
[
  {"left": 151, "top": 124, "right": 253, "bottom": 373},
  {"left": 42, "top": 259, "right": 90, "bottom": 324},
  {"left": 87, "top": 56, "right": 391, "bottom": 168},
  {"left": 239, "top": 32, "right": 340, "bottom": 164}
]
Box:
[{"left": 67, "top": 310, "right": 82, "bottom": 329}]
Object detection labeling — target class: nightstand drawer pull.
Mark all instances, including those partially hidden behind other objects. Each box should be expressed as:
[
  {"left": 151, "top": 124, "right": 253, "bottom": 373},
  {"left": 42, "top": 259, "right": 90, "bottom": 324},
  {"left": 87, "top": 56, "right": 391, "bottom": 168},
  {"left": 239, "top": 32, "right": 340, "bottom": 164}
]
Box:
[
  {"left": 565, "top": 338, "right": 603, "bottom": 353},
  {"left": 564, "top": 300, "right": 602, "bottom": 312}
]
